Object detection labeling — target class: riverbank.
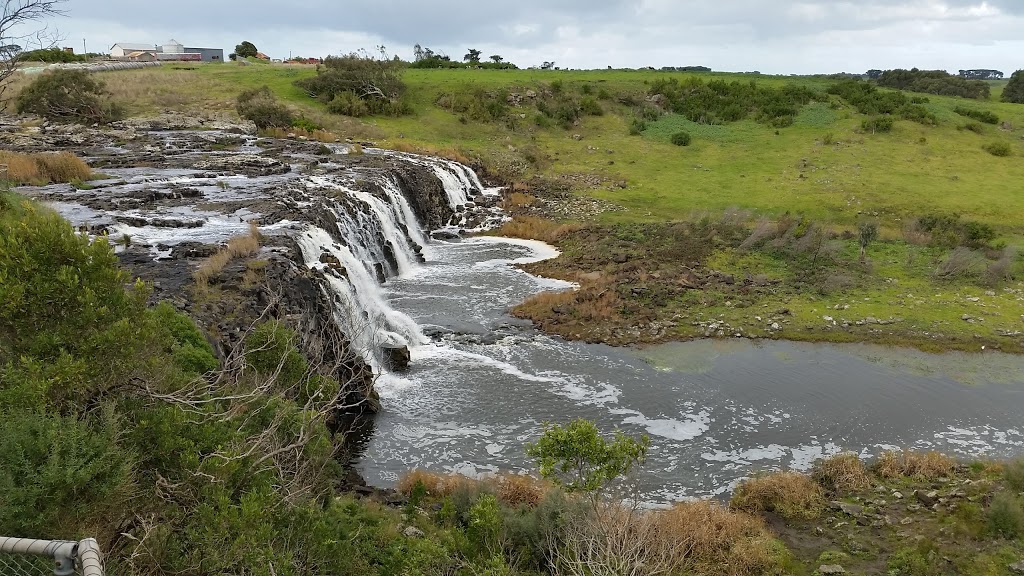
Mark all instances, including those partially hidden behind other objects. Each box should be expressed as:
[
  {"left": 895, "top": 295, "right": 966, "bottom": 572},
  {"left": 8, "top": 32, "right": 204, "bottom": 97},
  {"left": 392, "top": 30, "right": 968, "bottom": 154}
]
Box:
[{"left": 489, "top": 209, "right": 1024, "bottom": 353}]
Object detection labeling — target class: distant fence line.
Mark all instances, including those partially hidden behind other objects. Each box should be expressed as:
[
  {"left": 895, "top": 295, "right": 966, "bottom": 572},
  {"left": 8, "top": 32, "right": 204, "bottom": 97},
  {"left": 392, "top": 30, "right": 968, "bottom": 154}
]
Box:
[{"left": 19, "top": 61, "right": 162, "bottom": 75}]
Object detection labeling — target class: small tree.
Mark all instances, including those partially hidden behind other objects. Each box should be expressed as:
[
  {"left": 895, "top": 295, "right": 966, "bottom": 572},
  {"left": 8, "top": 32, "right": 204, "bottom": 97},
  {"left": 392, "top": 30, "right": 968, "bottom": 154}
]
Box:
[
  {"left": 0, "top": 0, "right": 68, "bottom": 102},
  {"left": 1003, "top": 70, "right": 1024, "bottom": 104},
  {"left": 489, "top": 54, "right": 503, "bottom": 64},
  {"left": 525, "top": 419, "right": 649, "bottom": 501},
  {"left": 15, "top": 68, "right": 120, "bottom": 123},
  {"left": 236, "top": 85, "right": 293, "bottom": 129},
  {"left": 235, "top": 41, "right": 258, "bottom": 59},
  {"left": 464, "top": 48, "right": 482, "bottom": 63},
  {"left": 858, "top": 221, "right": 878, "bottom": 263}
]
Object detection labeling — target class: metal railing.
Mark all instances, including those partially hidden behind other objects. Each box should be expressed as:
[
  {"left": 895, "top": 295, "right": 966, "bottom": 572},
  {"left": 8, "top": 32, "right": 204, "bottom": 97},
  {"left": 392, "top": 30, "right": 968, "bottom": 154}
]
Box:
[{"left": 0, "top": 537, "right": 104, "bottom": 576}]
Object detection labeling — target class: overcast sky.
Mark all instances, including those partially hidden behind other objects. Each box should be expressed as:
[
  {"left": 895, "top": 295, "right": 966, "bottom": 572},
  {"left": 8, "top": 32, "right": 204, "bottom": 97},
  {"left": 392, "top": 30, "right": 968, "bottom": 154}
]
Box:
[{"left": 22, "top": 1, "right": 1024, "bottom": 74}]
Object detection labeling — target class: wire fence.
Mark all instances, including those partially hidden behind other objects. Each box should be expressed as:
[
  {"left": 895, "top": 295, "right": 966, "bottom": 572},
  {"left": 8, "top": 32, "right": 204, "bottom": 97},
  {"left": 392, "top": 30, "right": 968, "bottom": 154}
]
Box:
[{"left": 0, "top": 537, "right": 105, "bottom": 576}]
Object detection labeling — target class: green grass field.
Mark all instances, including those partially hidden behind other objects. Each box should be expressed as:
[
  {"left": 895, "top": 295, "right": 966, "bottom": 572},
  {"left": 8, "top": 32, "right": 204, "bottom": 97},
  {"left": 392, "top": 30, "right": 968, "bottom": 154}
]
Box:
[{"left": 87, "top": 62, "right": 1024, "bottom": 351}]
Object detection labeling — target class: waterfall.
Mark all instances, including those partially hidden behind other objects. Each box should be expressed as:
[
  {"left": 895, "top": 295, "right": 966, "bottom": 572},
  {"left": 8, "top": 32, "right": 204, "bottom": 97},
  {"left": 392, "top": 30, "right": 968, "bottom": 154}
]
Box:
[{"left": 295, "top": 155, "right": 491, "bottom": 370}]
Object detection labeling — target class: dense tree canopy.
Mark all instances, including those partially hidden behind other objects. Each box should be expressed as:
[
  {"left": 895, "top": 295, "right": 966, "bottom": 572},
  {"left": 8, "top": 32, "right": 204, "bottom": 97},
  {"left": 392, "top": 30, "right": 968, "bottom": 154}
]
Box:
[
  {"left": 235, "top": 41, "right": 258, "bottom": 58},
  {"left": 1003, "top": 70, "right": 1024, "bottom": 104}
]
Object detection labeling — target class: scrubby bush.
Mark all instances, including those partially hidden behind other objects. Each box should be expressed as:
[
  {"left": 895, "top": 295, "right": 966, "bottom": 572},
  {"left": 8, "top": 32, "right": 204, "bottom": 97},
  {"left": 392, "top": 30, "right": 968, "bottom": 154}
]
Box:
[
  {"left": 236, "top": 85, "right": 293, "bottom": 129},
  {"left": 982, "top": 141, "right": 1012, "bottom": 157},
  {"left": 827, "top": 80, "right": 935, "bottom": 125},
  {"left": 628, "top": 118, "right": 647, "bottom": 135},
  {"left": 916, "top": 213, "right": 996, "bottom": 249},
  {"left": 877, "top": 68, "right": 990, "bottom": 99},
  {"left": 1003, "top": 70, "right": 1024, "bottom": 104},
  {"left": 954, "top": 105, "right": 998, "bottom": 125},
  {"left": 297, "top": 52, "right": 409, "bottom": 117},
  {"left": 326, "top": 91, "right": 370, "bottom": 117},
  {"left": 811, "top": 453, "right": 872, "bottom": 493},
  {"left": 730, "top": 471, "right": 825, "bottom": 519},
  {"left": 874, "top": 450, "right": 956, "bottom": 479},
  {"left": 961, "top": 121, "right": 985, "bottom": 134},
  {"left": 15, "top": 69, "right": 121, "bottom": 124},
  {"left": 987, "top": 491, "right": 1024, "bottom": 538},
  {"left": 649, "top": 76, "right": 817, "bottom": 126},
  {"left": 670, "top": 131, "right": 692, "bottom": 146},
  {"left": 861, "top": 116, "right": 894, "bottom": 133}
]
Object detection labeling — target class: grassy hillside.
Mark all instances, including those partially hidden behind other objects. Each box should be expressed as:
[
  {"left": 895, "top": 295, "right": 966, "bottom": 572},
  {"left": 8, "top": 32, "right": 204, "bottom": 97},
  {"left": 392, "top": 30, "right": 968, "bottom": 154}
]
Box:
[{"left": 65, "top": 63, "right": 1024, "bottom": 351}]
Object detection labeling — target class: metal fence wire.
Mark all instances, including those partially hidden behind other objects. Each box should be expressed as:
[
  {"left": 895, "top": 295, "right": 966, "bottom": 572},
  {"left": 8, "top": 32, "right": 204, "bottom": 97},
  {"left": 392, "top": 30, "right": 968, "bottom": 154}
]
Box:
[{"left": 0, "top": 537, "right": 105, "bottom": 576}]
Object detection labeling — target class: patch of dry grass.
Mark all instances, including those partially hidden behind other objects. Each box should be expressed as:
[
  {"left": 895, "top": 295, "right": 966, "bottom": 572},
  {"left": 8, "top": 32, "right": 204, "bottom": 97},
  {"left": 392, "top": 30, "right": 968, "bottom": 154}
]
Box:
[
  {"left": 494, "top": 473, "right": 548, "bottom": 508},
  {"left": 0, "top": 151, "right": 92, "bottom": 185},
  {"left": 396, "top": 469, "right": 476, "bottom": 499},
  {"left": 874, "top": 450, "right": 957, "bottom": 480},
  {"left": 98, "top": 69, "right": 233, "bottom": 114},
  {"left": 388, "top": 141, "right": 473, "bottom": 165},
  {"left": 193, "top": 222, "right": 262, "bottom": 287},
  {"left": 658, "top": 501, "right": 786, "bottom": 576},
  {"left": 260, "top": 126, "right": 341, "bottom": 142},
  {"left": 489, "top": 215, "right": 582, "bottom": 243},
  {"left": 730, "top": 471, "right": 826, "bottom": 520},
  {"left": 811, "top": 452, "right": 873, "bottom": 493},
  {"left": 501, "top": 191, "right": 538, "bottom": 211}
]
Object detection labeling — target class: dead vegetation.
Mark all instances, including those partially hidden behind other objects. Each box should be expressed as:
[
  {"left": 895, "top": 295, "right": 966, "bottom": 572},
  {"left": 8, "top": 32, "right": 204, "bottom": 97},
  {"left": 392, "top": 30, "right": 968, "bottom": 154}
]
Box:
[
  {"left": 260, "top": 126, "right": 341, "bottom": 142},
  {"left": 811, "top": 452, "right": 873, "bottom": 493},
  {"left": 193, "top": 222, "right": 262, "bottom": 288},
  {"left": 396, "top": 469, "right": 549, "bottom": 508},
  {"left": 873, "top": 450, "right": 957, "bottom": 480},
  {"left": 387, "top": 141, "right": 473, "bottom": 165},
  {"left": 490, "top": 215, "right": 582, "bottom": 243},
  {"left": 0, "top": 150, "right": 92, "bottom": 185},
  {"left": 730, "top": 471, "right": 826, "bottom": 520}
]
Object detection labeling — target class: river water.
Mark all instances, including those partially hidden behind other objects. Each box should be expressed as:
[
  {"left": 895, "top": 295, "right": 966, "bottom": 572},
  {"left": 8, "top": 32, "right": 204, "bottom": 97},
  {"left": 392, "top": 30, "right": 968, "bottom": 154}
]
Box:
[{"left": 356, "top": 236, "right": 1024, "bottom": 503}]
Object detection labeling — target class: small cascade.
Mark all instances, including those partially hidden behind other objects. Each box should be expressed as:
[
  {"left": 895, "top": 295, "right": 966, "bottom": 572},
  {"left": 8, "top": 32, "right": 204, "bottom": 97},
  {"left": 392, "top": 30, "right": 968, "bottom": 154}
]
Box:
[
  {"left": 307, "top": 175, "right": 425, "bottom": 279},
  {"left": 296, "top": 226, "right": 427, "bottom": 369},
  {"left": 296, "top": 156, "right": 497, "bottom": 370}
]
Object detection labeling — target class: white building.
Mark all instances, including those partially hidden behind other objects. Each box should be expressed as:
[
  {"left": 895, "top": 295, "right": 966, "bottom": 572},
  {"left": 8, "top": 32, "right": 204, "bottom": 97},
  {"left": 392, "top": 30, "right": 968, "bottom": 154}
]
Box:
[
  {"left": 110, "top": 43, "right": 157, "bottom": 58},
  {"left": 159, "top": 39, "right": 184, "bottom": 54}
]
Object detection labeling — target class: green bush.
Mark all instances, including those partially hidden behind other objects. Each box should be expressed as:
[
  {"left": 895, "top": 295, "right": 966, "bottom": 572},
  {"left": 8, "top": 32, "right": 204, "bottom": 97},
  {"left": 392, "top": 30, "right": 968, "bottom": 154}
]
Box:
[
  {"left": 245, "top": 320, "right": 308, "bottom": 389},
  {"left": 982, "top": 141, "right": 1012, "bottom": 157},
  {"left": 579, "top": 96, "right": 603, "bottom": 116},
  {"left": 670, "top": 131, "right": 692, "bottom": 146},
  {"left": 954, "top": 106, "right": 999, "bottom": 125},
  {"left": 987, "top": 491, "right": 1024, "bottom": 538},
  {"left": 0, "top": 410, "right": 134, "bottom": 537},
  {"left": 861, "top": 116, "right": 894, "bottom": 133},
  {"left": 1003, "top": 70, "right": 1024, "bottom": 104},
  {"left": 961, "top": 122, "right": 985, "bottom": 134},
  {"left": 327, "top": 91, "right": 370, "bottom": 117},
  {"left": 1005, "top": 459, "right": 1024, "bottom": 492},
  {"left": 296, "top": 52, "right": 408, "bottom": 117},
  {"left": 827, "top": 80, "right": 935, "bottom": 125},
  {"left": 649, "top": 76, "right": 817, "bottom": 127},
  {"left": 236, "top": 86, "right": 294, "bottom": 129},
  {"left": 628, "top": 118, "right": 647, "bottom": 135},
  {"left": 15, "top": 69, "right": 121, "bottom": 124},
  {"left": 877, "top": 68, "right": 990, "bottom": 100}
]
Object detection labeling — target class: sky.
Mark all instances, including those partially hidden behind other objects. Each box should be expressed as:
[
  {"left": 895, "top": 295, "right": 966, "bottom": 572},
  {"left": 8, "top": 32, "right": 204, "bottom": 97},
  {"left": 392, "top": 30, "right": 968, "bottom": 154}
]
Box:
[{"left": 17, "top": 0, "right": 1024, "bottom": 75}]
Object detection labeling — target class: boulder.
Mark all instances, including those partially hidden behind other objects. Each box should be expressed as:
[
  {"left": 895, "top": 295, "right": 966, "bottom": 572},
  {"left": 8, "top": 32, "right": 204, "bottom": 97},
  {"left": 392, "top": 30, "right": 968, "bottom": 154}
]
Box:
[
  {"left": 1008, "top": 561, "right": 1024, "bottom": 574},
  {"left": 403, "top": 526, "right": 425, "bottom": 538},
  {"left": 381, "top": 344, "right": 411, "bottom": 372},
  {"left": 819, "top": 566, "right": 846, "bottom": 575},
  {"left": 915, "top": 490, "right": 939, "bottom": 506}
]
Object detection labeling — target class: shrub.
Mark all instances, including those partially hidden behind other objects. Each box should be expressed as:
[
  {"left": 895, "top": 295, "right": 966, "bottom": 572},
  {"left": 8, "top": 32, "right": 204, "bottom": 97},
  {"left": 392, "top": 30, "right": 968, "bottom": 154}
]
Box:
[
  {"left": 1003, "top": 70, "right": 1024, "bottom": 104},
  {"left": 236, "top": 86, "right": 293, "bottom": 129},
  {"left": 934, "top": 247, "right": 986, "bottom": 279},
  {"left": 628, "top": 118, "right": 647, "bottom": 135},
  {"left": 730, "top": 471, "right": 825, "bottom": 519},
  {"left": 15, "top": 69, "right": 121, "bottom": 124},
  {"left": 579, "top": 96, "right": 603, "bottom": 116},
  {"left": 295, "top": 52, "right": 407, "bottom": 116},
  {"left": 670, "top": 131, "right": 692, "bottom": 146},
  {"left": 811, "top": 453, "right": 872, "bottom": 493},
  {"left": 874, "top": 450, "right": 956, "bottom": 480},
  {"left": 982, "top": 141, "right": 1012, "bottom": 157},
  {"left": 954, "top": 105, "right": 999, "bottom": 125},
  {"left": 326, "top": 91, "right": 369, "bottom": 117},
  {"left": 877, "top": 68, "right": 990, "bottom": 99},
  {"left": 658, "top": 501, "right": 787, "bottom": 575},
  {"left": 961, "top": 122, "right": 985, "bottom": 134},
  {"left": 495, "top": 473, "right": 547, "bottom": 508},
  {"left": 987, "top": 491, "right": 1024, "bottom": 538},
  {"left": 861, "top": 116, "right": 893, "bottom": 133},
  {"left": 827, "top": 80, "right": 935, "bottom": 124},
  {"left": 649, "top": 76, "right": 816, "bottom": 126},
  {"left": 1004, "top": 459, "right": 1024, "bottom": 492}
]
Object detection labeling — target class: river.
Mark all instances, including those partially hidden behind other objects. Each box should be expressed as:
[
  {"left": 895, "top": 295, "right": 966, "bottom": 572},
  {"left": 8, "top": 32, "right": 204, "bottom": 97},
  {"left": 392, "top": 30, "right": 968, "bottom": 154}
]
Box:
[{"left": 355, "top": 235, "right": 1024, "bottom": 503}]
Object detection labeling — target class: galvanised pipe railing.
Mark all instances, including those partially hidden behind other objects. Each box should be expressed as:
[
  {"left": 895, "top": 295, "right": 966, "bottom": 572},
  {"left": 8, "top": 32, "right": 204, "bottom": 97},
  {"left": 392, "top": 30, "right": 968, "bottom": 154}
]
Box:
[{"left": 0, "top": 537, "right": 104, "bottom": 576}]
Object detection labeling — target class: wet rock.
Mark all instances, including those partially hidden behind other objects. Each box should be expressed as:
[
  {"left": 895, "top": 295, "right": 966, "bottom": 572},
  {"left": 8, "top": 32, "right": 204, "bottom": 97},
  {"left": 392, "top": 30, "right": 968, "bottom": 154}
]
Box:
[
  {"left": 193, "top": 154, "right": 289, "bottom": 176},
  {"left": 113, "top": 113, "right": 257, "bottom": 134},
  {"left": 381, "top": 344, "right": 411, "bottom": 372},
  {"left": 818, "top": 565, "right": 846, "bottom": 575}
]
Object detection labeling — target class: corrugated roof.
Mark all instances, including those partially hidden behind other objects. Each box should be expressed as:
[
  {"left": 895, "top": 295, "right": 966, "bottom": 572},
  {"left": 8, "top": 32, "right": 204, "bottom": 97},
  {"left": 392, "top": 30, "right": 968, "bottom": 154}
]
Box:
[{"left": 113, "top": 43, "right": 155, "bottom": 51}]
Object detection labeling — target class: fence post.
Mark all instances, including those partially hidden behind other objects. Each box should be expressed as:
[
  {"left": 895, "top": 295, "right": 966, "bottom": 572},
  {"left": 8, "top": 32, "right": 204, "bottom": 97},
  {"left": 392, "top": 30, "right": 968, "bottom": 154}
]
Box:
[{"left": 0, "top": 536, "right": 105, "bottom": 575}]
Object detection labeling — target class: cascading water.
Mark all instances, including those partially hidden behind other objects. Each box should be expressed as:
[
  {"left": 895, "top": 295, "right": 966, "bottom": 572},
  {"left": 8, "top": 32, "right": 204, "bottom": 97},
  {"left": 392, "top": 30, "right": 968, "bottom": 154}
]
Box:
[{"left": 295, "top": 160, "right": 487, "bottom": 369}]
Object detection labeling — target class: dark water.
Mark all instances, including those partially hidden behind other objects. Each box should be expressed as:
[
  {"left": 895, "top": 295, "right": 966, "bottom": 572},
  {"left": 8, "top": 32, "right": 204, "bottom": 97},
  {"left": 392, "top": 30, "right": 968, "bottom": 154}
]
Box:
[{"left": 348, "top": 237, "right": 1024, "bottom": 503}]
